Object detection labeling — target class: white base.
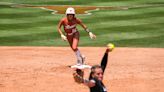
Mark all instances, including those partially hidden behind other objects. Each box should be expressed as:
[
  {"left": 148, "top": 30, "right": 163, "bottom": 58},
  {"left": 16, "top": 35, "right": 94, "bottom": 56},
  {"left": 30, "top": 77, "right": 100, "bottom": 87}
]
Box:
[{"left": 71, "top": 64, "right": 91, "bottom": 69}]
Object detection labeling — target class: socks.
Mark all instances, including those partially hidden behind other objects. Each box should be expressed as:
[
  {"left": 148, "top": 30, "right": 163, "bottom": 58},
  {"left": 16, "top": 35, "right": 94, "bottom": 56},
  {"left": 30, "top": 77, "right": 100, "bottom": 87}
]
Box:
[{"left": 75, "top": 49, "right": 82, "bottom": 63}]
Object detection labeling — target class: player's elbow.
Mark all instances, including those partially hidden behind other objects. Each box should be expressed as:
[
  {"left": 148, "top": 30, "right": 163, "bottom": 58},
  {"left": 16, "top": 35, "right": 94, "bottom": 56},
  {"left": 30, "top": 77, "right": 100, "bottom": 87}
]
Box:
[
  {"left": 88, "top": 83, "right": 95, "bottom": 88},
  {"left": 84, "top": 81, "right": 95, "bottom": 88}
]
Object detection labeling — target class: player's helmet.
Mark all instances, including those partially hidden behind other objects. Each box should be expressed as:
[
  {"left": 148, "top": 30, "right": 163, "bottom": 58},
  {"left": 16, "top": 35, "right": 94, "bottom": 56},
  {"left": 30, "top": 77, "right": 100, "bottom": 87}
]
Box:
[{"left": 66, "top": 7, "right": 75, "bottom": 15}]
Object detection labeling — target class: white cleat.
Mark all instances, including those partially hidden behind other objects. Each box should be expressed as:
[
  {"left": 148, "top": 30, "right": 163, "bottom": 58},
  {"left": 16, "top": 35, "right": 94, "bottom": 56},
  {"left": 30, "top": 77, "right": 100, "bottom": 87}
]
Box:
[{"left": 76, "top": 55, "right": 85, "bottom": 65}]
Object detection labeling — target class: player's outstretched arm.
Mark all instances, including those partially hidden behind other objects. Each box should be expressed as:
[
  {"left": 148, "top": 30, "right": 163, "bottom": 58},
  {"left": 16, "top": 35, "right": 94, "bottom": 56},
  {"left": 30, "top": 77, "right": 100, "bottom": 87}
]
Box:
[
  {"left": 101, "top": 43, "right": 115, "bottom": 72},
  {"left": 78, "top": 19, "right": 96, "bottom": 39},
  {"left": 57, "top": 19, "right": 67, "bottom": 41},
  {"left": 100, "top": 49, "right": 109, "bottom": 72}
]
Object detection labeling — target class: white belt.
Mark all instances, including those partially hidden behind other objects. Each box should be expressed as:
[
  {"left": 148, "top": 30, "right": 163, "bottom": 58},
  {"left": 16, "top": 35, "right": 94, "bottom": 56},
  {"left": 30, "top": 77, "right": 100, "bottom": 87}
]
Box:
[{"left": 67, "top": 29, "right": 77, "bottom": 35}]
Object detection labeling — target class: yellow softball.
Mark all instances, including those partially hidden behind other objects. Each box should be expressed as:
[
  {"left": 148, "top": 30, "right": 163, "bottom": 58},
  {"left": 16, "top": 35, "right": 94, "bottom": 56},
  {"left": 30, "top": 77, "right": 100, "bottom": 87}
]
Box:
[{"left": 107, "top": 43, "right": 115, "bottom": 51}]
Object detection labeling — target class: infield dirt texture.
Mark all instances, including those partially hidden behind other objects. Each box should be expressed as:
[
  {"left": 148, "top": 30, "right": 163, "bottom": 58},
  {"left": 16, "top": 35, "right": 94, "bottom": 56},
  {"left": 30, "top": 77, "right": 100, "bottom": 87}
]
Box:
[
  {"left": 0, "top": 47, "right": 164, "bottom": 92},
  {"left": 0, "top": 0, "right": 164, "bottom": 92}
]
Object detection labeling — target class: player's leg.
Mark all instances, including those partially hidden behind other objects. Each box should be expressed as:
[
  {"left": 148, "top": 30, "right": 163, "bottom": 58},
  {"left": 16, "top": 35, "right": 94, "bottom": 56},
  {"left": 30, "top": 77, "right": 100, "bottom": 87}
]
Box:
[
  {"left": 67, "top": 32, "right": 84, "bottom": 65},
  {"left": 72, "top": 31, "right": 79, "bottom": 52},
  {"left": 67, "top": 34, "right": 73, "bottom": 48},
  {"left": 72, "top": 32, "right": 85, "bottom": 65}
]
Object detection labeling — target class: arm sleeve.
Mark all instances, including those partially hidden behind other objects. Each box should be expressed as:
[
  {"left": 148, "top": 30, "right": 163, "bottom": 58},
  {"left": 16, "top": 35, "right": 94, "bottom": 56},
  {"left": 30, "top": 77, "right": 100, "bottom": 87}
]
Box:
[{"left": 100, "top": 51, "right": 109, "bottom": 72}]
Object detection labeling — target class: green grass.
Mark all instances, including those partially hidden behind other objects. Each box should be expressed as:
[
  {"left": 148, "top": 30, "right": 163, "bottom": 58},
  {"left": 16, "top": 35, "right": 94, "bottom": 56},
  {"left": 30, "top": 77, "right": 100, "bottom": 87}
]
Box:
[{"left": 0, "top": 0, "right": 164, "bottom": 47}]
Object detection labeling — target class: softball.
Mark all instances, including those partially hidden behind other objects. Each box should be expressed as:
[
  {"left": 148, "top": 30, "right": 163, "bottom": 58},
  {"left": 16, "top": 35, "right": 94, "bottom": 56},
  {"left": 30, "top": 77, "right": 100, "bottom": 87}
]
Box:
[{"left": 107, "top": 43, "right": 115, "bottom": 51}]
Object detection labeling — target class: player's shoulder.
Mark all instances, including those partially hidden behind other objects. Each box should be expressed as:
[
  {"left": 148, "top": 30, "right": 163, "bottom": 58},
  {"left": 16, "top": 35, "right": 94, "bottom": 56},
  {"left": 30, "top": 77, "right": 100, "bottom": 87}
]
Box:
[
  {"left": 75, "top": 17, "right": 81, "bottom": 21},
  {"left": 61, "top": 17, "right": 67, "bottom": 21},
  {"left": 74, "top": 17, "right": 82, "bottom": 23},
  {"left": 90, "top": 79, "right": 96, "bottom": 83}
]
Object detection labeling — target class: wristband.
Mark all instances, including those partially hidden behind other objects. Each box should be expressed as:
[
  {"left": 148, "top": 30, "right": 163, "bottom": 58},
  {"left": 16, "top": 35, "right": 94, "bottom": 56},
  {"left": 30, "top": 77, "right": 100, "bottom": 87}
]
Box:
[{"left": 85, "top": 28, "right": 90, "bottom": 33}]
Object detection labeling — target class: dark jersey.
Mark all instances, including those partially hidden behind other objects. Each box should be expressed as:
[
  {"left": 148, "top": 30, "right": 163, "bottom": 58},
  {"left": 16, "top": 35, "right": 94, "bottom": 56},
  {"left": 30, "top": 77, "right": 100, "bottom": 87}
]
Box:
[
  {"left": 90, "top": 78, "right": 107, "bottom": 92},
  {"left": 89, "top": 52, "right": 108, "bottom": 92}
]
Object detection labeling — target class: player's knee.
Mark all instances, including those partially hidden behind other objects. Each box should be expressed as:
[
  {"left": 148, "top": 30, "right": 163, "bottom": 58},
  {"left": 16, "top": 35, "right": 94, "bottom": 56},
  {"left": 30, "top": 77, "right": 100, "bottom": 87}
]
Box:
[{"left": 72, "top": 46, "right": 78, "bottom": 51}]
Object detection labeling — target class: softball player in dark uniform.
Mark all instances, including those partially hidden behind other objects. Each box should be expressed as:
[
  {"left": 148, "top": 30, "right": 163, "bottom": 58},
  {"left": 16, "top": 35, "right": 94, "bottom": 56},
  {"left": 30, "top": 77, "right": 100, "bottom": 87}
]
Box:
[{"left": 74, "top": 48, "right": 110, "bottom": 92}]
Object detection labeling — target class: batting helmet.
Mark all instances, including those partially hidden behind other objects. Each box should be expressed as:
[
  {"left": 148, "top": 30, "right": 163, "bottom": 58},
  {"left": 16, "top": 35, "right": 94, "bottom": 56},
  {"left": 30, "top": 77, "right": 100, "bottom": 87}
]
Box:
[{"left": 66, "top": 7, "right": 75, "bottom": 15}]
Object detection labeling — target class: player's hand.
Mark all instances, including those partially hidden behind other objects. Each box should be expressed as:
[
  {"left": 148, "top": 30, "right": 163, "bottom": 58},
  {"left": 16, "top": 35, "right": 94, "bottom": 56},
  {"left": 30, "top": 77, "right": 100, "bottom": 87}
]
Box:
[
  {"left": 61, "top": 34, "right": 67, "bottom": 41},
  {"left": 89, "top": 32, "right": 96, "bottom": 39}
]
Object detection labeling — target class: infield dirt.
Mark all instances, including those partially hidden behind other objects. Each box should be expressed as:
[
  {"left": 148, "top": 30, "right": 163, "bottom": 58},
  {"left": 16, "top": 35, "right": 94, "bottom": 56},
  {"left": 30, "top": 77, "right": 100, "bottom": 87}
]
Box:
[{"left": 0, "top": 47, "right": 164, "bottom": 92}]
